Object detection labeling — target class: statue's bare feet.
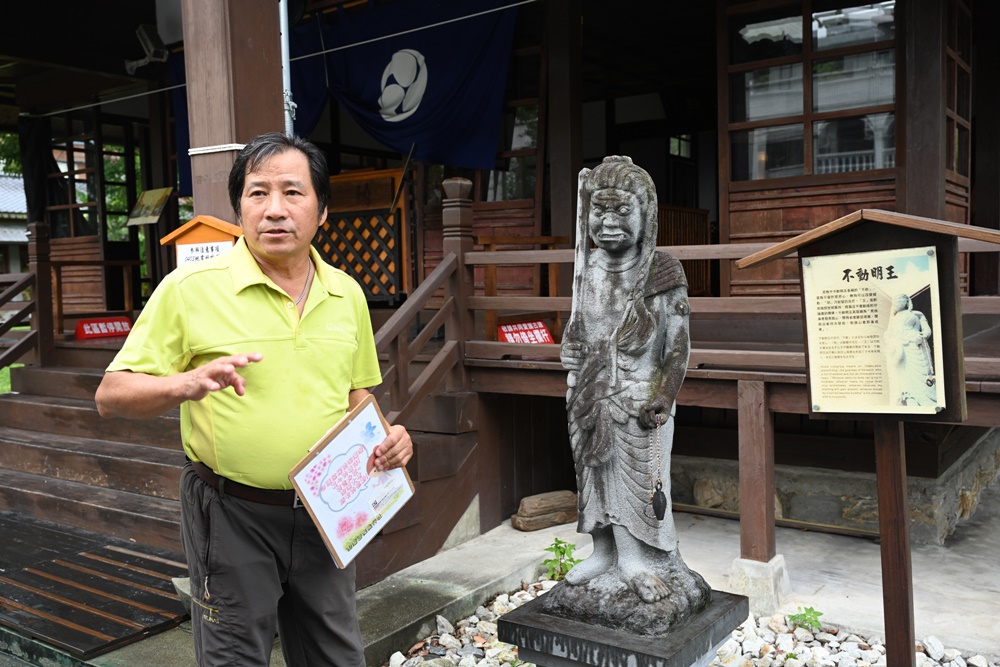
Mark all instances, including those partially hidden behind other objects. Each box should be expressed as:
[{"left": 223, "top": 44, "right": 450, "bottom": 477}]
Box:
[
  {"left": 565, "top": 528, "right": 614, "bottom": 586},
  {"left": 564, "top": 553, "right": 611, "bottom": 585},
  {"left": 624, "top": 569, "right": 670, "bottom": 603}
]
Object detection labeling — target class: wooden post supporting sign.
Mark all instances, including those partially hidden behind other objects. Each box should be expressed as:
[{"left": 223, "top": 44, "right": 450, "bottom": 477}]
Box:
[
  {"left": 738, "top": 379, "right": 776, "bottom": 562},
  {"left": 733, "top": 209, "right": 1000, "bottom": 667},
  {"left": 873, "top": 418, "right": 917, "bottom": 667}
]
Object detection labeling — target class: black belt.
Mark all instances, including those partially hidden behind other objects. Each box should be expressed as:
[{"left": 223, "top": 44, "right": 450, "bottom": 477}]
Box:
[{"left": 190, "top": 460, "right": 300, "bottom": 507}]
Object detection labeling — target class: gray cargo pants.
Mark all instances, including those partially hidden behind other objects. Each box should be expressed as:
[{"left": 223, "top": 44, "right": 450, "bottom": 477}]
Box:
[{"left": 179, "top": 464, "right": 364, "bottom": 667}]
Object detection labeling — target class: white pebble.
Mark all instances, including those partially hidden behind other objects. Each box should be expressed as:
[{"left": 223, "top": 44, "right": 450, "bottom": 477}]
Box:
[
  {"left": 841, "top": 642, "right": 862, "bottom": 659},
  {"left": 742, "top": 636, "right": 765, "bottom": 658},
  {"left": 811, "top": 647, "right": 831, "bottom": 661},
  {"left": 718, "top": 638, "right": 742, "bottom": 658},
  {"left": 794, "top": 628, "right": 815, "bottom": 643},
  {"left": 924, "top": 637, "right": 946, "bottom": 662},
  {"left": 389, "top": 651, "right": 407, "bottom": 667},
  {"left": 769, "top": 615, "right": 789, "bottom": 634},
  {"left": 967, "top": 657, "right": 989, "bottom": 667},
  {"left": 437, "top": 614, "right": 456, "bottom": 635}
]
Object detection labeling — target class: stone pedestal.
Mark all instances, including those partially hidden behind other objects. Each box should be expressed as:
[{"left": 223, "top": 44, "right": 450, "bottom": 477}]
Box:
[
  {"left": 728, "top": 555, "right": 791, "bottom": 617},
  {"left": 498, "top": 590, "right": 748, "bottom": 667}
]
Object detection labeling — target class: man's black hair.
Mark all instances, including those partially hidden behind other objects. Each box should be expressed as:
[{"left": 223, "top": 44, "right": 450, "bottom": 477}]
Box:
[{"left": 228, "top": 132, "right": 330, "bottom": 220}]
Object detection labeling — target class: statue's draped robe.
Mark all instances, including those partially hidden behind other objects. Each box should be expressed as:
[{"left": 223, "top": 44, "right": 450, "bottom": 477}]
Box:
[
  {"left": 565, "top": 252, "right": 688, "bottom": 552},
  {"left": 885, "top": 309, "right": 936, "bottom": 406}
]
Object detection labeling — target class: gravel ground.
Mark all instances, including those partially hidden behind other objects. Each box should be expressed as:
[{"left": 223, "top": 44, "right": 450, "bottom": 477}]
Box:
[{"left": 382, "top": 579, "right": 999, "bottom": 667}]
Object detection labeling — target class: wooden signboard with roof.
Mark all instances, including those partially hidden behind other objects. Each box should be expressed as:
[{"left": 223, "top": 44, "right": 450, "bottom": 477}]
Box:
[
  {"left": 159, "top": 215, "right": 243, "bottom": 267},
  {"left": 736, "top": 209, "right": 1000, "bottom": 667}
]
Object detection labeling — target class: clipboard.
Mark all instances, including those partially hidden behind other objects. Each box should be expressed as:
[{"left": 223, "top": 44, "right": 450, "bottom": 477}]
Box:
[{"left": 289, "top": 395, "right": 415, "bottom": 568}]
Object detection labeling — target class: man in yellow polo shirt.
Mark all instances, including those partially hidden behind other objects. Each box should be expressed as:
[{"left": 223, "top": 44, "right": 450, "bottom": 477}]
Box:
[{"left": 95, "top": 132, "right": 412, "bottom": 667}]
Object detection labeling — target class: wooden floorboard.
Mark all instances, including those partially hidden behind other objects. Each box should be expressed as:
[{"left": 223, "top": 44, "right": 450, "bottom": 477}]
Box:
[{"left": 0, "top": 512, "right": 188, "bottom": 660}]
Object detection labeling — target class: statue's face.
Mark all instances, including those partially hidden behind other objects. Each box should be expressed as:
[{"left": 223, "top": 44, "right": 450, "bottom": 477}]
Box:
[{"left": 588, "top": 188, "right": 644, "bottom": 256}]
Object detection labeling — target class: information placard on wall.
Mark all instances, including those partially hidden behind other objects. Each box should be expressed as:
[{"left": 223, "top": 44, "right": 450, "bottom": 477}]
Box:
[{"left": 801, "top": 245, "right": 945, "bottom": 415}]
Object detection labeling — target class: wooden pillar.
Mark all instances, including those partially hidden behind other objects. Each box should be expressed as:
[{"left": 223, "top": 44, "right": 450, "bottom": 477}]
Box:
[
  {"left": 441, "top": 177, "right": 475, "bottom": 393},
  {"left": 971, "top": 1, "right": 1000, "bottom": 295},
  {"left": 180, "top": 0, "right": 284, "bottom": 219},
  {"left": 27, "top": 222, "right": 54, "bottom": 367},
  {"left": 545, "top": 0, "right": 582, "bottom": 249},
  {"left": 737, "top": 380, "right": 776, "bottom": 562},
  {"left": 898, "top": 0, "right": 947, "bottom": 219},
  {"left": 874, "top": 418, "right": 917, "bottom": 667}
]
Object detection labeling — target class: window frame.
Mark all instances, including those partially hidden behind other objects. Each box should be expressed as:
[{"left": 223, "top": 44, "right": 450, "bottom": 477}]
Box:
[{"left": 724, "top": 0, "right": 897, "bottom": 183}]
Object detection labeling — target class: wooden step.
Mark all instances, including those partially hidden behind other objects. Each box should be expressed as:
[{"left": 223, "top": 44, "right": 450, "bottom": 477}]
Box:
[
  {"left": 0, "top": 427, "right": 183, "bottom": 500},
  {"left": 10, "top": 365, "right": 104, "bottom": 401},
  {"left": 52, "top": 336, "right": 126, "bottom": 370},
  {"left": 0, "top": 469, "right": 181, "bottom": 552},
  {"left": 0, "top": 394, "right": 180, "bottom": 450}
]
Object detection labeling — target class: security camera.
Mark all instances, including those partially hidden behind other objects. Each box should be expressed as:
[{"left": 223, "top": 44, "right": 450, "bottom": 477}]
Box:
[
  {"left": 125, "top": 24, "right": 168, "bottom": 74},
  {"left": 137, "top": 25, "right": 169, "bottom": 62}
]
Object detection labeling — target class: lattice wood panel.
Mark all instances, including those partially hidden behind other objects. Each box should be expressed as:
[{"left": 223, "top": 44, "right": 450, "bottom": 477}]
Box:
[{"left": 315, "top": 209, "right": 403, "bottom": 304}]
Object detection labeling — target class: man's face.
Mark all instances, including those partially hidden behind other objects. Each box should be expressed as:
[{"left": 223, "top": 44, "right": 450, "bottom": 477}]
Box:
[
  {"left": 239, "top": 149, "right": 326, "bottom": 267},
  {"left": 588, "top": 188, "right": 644, "bottom": 256}
]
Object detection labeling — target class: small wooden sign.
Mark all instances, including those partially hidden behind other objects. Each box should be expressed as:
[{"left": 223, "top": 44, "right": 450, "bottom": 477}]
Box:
[
  {"left": 176, "top": 240, "right": 234, "bottom": 265},
  {"left": 75, "top": 317, "right": 132, "bottom": 339},
  {"left": 498, "top": 320, "right": 554, "bottom": 344},
  {"left": 289, "top": 395, "right": 414, "bottom": 568}
]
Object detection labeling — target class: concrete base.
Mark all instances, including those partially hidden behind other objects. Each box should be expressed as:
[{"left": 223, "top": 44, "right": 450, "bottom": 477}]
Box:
[
  {"left": 728, "top": 555, "right": 792, "bottom": 617},
  {"left": 498, "top": 590, "right": 748, "bottom": 667}
]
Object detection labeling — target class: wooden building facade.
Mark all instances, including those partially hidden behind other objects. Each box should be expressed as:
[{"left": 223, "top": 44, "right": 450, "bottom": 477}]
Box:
[{"left": 0, "top": 0, "right": 999, "bottom": 575}]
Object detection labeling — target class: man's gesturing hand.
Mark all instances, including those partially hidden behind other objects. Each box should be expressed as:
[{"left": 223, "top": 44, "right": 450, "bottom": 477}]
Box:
[{"left": 184, "top": 353, "right": 264, "bottom": 401}]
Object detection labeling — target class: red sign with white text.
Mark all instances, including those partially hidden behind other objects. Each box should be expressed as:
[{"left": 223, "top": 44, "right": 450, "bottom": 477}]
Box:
[
  {"left": 497, "top": 320, "right": 554, "bottom": 344},
  {"left": 75, "top": 317, "right": 132, "bottom": 340}
]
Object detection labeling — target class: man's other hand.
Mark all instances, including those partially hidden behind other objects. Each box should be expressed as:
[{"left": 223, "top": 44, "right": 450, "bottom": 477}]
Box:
[{"left": 373, "top": 424, "right": 413, "bottom": 472}]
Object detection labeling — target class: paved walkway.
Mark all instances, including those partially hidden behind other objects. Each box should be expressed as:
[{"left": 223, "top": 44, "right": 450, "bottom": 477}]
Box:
[{"left": 2, "top": 484, "right": 998, "bottom": 666}]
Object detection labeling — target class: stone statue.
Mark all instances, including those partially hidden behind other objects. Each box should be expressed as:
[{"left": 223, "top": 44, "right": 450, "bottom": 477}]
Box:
[
  {"left": 885, "top": 293, "right": 936, "bottom": 406},
  {"left": 543, "top": 156, "right": 710, "bottom": 635}
]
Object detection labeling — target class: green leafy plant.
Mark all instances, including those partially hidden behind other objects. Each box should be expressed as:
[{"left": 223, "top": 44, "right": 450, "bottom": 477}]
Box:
[
  {"left": 785, "top": 652, "right": 798, "bottom": 661},
  {"left": 542, "top": 538, "right": 581, "bottom": 581},
  {"left": 787, "top": 606, "right": 823, "bottom": 632}
]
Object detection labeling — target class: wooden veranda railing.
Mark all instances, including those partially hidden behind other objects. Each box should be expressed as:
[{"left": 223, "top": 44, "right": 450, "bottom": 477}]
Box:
[
  {"left": 5, "top": 182, "right": 1000, "bottom": 579},
  {"left": 0, "top": 272, "right": 38, "bottom": 372},
  {"left": 51, "top": 259, "right": 142, "bottom": 333},
  {"left": 0, "top": 222, "right": 144, "bottom": 371},
  {"left": 373, "top": 253, "right": 460, "bottom": 424},
  {"left": 368, "top": 179, "right": 1000, "bottom": 576}
]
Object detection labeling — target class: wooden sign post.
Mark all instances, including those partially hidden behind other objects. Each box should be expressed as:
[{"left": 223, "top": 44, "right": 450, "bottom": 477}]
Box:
[{"left": 735, "top": 209, "right": 1000, "bottom": 667}]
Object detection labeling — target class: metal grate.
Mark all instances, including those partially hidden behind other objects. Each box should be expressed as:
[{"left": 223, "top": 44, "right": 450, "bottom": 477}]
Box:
[
  {"left": 0, "top": 514, "right": 188, "bottom": 661},
  {"left": 315, "top": 209, "right": 403, "bottom": 304}
]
